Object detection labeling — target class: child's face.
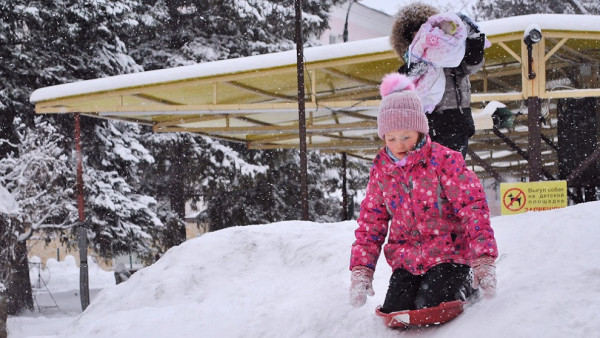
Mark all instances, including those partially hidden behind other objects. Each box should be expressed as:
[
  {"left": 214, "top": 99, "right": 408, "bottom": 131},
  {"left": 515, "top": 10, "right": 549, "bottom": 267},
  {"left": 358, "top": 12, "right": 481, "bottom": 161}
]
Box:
[{"left": 384, "top": 130, "right": 420, "bottom": 159}]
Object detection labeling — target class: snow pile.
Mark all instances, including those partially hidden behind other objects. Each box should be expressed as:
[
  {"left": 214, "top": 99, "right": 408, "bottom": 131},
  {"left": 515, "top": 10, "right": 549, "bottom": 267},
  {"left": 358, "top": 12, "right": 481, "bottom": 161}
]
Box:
[
  {"left": 29, "top": 255, "right": 116, "bottom": 293},
  {"left": 0, "top": 184, "right": 18, "bottom": 214},
  {"left": 45, "top": 202, "right": 600, "bottom": 337}
]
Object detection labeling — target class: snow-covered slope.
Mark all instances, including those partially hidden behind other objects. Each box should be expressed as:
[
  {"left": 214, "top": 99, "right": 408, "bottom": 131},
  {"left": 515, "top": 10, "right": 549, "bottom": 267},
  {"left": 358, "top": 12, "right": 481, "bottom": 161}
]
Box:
[{"left": 55, "top": 201, "right": 600, "bottom": 338}]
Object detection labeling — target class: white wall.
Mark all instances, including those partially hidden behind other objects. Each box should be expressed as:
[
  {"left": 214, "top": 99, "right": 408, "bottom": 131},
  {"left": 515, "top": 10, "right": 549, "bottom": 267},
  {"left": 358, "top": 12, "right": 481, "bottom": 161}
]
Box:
[{"left": 318, "top": 3, "right": 393, "bottom": 45}]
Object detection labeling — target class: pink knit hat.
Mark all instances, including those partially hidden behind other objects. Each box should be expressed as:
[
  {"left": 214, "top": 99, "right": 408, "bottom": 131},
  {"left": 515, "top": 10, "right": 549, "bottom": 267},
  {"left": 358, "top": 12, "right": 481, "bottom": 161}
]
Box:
[{"left": 377, "top": 73, "right": 428, "bottom": 139}]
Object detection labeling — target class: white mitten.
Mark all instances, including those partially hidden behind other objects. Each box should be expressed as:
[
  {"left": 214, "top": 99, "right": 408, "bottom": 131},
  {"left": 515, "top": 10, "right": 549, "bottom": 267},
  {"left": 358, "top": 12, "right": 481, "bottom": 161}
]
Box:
[
  {"left": 349, "top": 266, "right": 375, "bottom": 307},
  {"left": 472, "top": 256, "right": 497, "bottom": 298}
]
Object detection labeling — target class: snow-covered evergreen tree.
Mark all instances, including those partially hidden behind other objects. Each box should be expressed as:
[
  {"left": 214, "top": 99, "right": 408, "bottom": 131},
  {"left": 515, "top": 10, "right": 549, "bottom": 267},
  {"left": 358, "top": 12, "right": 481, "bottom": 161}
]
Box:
[
  {"left": 200, "top": 148, "right": 361, "bottom": 230},
  {"left": 128, "top": 0, "right": 353, "bottom": 234},
  {"left": 474, "top": 0, "right": 599, "bottom": 19},
  {"left": 140, "top": 132, "right": 211, "bottom": 249},
  {"left": 0, "top": 117, "right": 74, "bottom": 240},
  {"left": 0, "top": 116, "right": 74, "bottom": 314},
  {"left": 76, "top": 119, "right": 162, "bottom": 261},
  {"left": 143, "top": 132, "right": 267, "bottom": 239},
  {"left": 1, "top": 0, "right": 370, "bottom": 274},
  {"left": 0, "top": 0, "right": 151, "bottom": 313},
  {"left": 313, "top": 152, "right": 369, "bottom": 221},
  {"left": 126, "top": 0, "right": 346, "bottom": 69},
  {"left": 201, "top": 148, "right": 297, "bottom": 231}
]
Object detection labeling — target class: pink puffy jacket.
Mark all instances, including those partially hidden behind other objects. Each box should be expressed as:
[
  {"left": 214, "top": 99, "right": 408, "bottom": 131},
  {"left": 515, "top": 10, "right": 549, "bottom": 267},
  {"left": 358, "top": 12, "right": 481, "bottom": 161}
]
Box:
[{"left": 350, "top": 137, "right": 497, "bottom": 275}]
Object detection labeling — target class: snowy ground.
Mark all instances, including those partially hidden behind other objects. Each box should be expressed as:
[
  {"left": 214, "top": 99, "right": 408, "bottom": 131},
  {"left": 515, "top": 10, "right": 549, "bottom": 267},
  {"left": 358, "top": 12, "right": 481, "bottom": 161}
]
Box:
[
  {"left": 8, "top": 201, "right": 600, "bottom": 338},
  {"left": 8, "top": 255, "right": 115, "bottom": 338}
]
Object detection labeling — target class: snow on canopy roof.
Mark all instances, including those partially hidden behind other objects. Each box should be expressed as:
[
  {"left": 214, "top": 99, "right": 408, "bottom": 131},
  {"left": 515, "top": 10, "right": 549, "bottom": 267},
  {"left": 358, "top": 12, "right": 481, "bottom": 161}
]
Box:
[
  {"left": 479, "top": 13, "right": 600, "bottom": 37},
  {"left": 30, "top": 14, "right": 600, "bottom": 104},
  {"left": 29, "top": 36, "right": 391, "bottom": 104}
]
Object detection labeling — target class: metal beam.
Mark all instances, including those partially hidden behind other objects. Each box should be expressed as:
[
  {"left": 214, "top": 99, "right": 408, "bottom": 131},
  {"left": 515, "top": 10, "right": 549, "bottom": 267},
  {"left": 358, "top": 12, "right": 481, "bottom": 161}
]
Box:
[
  {"left": 154, "top": 121, "right": 377, "bottom": 134},
  {"left": 497, "top": 41, "right": 522, "bottom": 63},
  {"left": 467, "top": 148, "right": 505, "bottom": 183},
  {"left": 320, "top": 68, "right": 379, "bottom": 86},
  {"left": 566, "top": 144, "right": 600, "bottom": 185},
  {"left": 471, "top": 92, "right": 524, "bottom": 103},
  {"left": 153, "top": 114, "right": 231, "bottom": 129},
  {"left": 36, "top": 100, "right": 381, "bottom": 114},
  {"left": 542, "top": 88, "right": 600, "bottom": 99},
  {"left": 527, "top": 97, "right": 543, "bottom": 181},
  {"left": 224, "top": 81, "right": 296, "bottom": 101},
  {"left": 544, "top": 38, "right": 569, "bottom": 62},
  {"left": 248, "top": 139, "right": 380, "bottom": 150}
]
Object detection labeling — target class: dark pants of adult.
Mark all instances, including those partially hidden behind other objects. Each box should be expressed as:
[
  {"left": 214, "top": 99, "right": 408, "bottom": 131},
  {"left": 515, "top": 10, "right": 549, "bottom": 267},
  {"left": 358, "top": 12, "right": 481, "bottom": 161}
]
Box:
[
  {"left": 379, "top": 263, "right": 475, "bottom": 313},
  {"left": 426, "top": 108, "right": 475, "bottom": 159}
]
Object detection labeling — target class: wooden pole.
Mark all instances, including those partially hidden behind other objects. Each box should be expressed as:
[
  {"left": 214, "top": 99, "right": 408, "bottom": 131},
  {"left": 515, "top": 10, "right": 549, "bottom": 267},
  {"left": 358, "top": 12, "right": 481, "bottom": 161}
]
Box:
[{"left": 294, "top": 0, "right": 309, "bottom": 220}]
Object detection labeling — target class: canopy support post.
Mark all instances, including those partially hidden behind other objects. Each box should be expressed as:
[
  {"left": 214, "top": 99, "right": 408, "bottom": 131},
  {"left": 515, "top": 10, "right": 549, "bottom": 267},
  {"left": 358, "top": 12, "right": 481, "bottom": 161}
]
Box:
[
  {"left": 341, "top": 152, "right": 348, "bottom": 220},
  {"left": 295, "top": 0, "right": 309, "bottom": 220},
  {"left": 75, "top": 113, "right": 90, "bottom": 311}
]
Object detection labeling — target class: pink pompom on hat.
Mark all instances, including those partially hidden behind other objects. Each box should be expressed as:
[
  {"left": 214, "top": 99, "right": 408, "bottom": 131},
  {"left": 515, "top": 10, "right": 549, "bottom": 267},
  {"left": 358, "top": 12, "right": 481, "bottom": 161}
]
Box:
[{"left": 377, "top": 73, "right": 428, "bottom": 139}]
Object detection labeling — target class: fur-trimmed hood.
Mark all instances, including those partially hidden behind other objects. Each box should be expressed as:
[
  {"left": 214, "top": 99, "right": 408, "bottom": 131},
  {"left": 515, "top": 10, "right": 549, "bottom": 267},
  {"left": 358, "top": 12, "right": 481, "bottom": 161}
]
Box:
[{"left": 390, "top": 3, "right": 439, "bottom": 57}]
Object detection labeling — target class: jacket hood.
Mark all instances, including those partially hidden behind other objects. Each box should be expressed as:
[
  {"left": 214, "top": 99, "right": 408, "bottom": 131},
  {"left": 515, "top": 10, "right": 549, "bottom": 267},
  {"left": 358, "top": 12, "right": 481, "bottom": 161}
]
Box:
[{"left": 390, "top": 3, "right": 439, "bottom": 58}]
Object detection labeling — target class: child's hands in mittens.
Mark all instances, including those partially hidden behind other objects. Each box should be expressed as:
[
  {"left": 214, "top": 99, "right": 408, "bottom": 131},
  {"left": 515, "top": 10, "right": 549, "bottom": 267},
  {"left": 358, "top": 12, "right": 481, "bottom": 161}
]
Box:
[
  {"left": 472, "top": 256, "right": 497, "bottom": 298},
  {"left": 349, "top": 266, "right": 375, "bottom": 307}
]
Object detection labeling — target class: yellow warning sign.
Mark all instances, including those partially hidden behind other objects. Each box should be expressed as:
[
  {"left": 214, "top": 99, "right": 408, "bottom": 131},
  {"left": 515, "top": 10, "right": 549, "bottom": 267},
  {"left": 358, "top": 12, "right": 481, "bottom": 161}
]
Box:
[{"left": 500, "top": 180, "right": 568, "bottom": 215}]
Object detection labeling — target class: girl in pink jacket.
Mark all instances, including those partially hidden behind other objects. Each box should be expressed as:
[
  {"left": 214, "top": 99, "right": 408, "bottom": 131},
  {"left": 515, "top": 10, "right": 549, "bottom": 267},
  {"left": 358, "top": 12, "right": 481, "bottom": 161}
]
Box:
[{"left": 349, "top": 73, "right": 498, "bottom": 313}]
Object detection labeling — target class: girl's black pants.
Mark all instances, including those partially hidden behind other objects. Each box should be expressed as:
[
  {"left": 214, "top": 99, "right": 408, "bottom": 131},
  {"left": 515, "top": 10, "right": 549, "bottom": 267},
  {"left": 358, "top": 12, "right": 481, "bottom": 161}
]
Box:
[{"left": 379, "top": 263, "right": 476, "bottom": 313}]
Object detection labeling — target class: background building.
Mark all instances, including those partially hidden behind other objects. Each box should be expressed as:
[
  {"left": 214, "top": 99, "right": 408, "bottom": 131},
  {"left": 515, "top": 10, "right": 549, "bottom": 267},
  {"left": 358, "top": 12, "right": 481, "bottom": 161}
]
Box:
[{"left": 317, "top": 2, "right": 393, "bottom": 44}]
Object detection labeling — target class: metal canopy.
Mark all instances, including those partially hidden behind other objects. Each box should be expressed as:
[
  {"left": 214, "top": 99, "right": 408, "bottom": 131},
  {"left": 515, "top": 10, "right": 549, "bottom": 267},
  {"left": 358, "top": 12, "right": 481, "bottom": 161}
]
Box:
[
  {"left": 32, "top": 36, "right": 394, "bottom": 158},
  {"left": 31, "top": 14, "right": 600, "bottom": 179}
]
